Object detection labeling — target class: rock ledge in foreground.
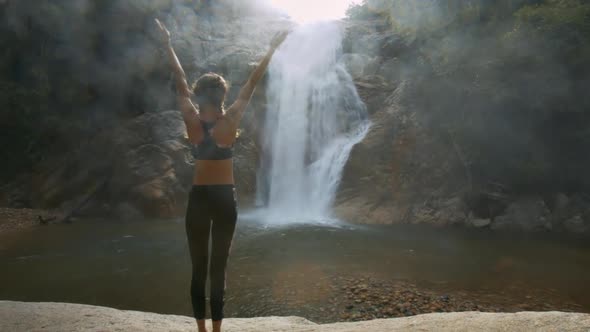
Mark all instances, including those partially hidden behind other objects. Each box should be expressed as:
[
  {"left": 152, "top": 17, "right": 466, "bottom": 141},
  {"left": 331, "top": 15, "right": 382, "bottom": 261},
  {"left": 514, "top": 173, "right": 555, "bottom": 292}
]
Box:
[{"left": 1, "top": 301, "right": 589, "bottom": 332}]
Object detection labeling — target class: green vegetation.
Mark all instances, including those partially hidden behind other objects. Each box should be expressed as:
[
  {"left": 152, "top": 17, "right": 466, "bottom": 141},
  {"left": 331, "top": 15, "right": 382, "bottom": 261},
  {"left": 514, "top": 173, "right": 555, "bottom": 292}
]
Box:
[{"left": 347, "top": 0, "right": 590, "bottom": 194}]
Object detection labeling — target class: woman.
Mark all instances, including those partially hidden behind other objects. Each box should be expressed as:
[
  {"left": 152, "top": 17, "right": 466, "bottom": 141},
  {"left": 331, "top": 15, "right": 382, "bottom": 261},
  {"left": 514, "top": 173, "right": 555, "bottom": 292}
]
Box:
[{"left": 155, "top": 19, "right": 287, "bottom": 332}]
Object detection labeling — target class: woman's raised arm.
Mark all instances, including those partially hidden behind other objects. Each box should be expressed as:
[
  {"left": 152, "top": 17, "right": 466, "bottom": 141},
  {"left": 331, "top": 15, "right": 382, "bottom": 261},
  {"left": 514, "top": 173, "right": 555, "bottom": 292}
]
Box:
[
  {"left": 155, "top": 19, "right": 203, "bottom": 144},
  {"left": 225, "top": 31, "right": 289, "bottom": 126}
]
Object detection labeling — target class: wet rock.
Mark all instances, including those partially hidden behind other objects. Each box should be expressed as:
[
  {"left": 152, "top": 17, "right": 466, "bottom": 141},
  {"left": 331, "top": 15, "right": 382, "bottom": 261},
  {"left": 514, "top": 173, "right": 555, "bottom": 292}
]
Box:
[
  {"left": 340, "top": 54, "right": 363, "bottom": 78},
  {"left": 378, "top": 57, "right": 401, "bottom": 83},
  {"left": 471, "top": 218, "right": 491, "bottom": 228},
  {"left": 379, "top": 34, "right": 413, "bottom": 58},
  {"left": 553, "top": 193, "right": 570, "bottom": 211},
  {"left": 107, "top": 110, "right": 195, "bottom": 218},
  {"left": 124, "top": 144, "right": 174, "bottom": 181},
  {"left": 491, "top": 215, "right": 513, "bottom": 231},
  {"left": 362, "top": 56, "right": 383, "bottom": 77},
  {"left": 491, "top": 197, "right": 551, "bottom": 232},
  {"left": 434, "top": 197, "right": 468, "bottom": 226},
  {"left": 129, "top": 169, "right": 181, "bottom": 218},
  {"left": 550, "top": 194, "right": 590, "bottom": 234},
  {"left": 341, "top": 53, "right": 374, "bottom": 79},
  {"left": 564, "top": 215, "right": 589, "bottom": 234},
  {"left": 113, "top": 202, "right": 143, "bottom": 220}
]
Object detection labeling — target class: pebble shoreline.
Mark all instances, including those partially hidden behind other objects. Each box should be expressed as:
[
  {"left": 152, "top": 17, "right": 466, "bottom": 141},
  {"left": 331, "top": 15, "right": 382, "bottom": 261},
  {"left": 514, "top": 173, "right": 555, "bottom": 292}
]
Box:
[
  {"left": 229, "top": 275, "right": 586, "bottom": 323},
  {"left": 0, "top": 208, "right": 62, "bottom": 234},
  {"left": 330, "top": 277, "right": 583, "bottom": 322}
]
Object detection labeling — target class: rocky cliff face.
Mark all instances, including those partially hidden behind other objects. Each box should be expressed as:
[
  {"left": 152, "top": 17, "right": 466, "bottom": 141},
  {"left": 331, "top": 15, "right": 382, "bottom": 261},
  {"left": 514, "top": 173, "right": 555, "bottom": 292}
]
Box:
[
  {"left": 336, "top": 14, "right": 590, "bottom": 235},
  {"left": 0, "top": 0, "right": 291, "bottom": 219},
  {"left": 2, "top": 0, "right": 589, "bottom": 235}
]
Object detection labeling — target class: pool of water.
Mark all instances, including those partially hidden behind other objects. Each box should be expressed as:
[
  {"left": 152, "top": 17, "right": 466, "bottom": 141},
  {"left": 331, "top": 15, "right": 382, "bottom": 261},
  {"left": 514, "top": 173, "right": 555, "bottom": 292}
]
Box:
[{"left": 1, "top": 213, "right": 589, "bottom": 322}]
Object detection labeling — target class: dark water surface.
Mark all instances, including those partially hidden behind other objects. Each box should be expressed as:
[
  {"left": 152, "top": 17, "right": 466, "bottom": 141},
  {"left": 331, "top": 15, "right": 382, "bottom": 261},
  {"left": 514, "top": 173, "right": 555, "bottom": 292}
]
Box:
[{"left": 1, "top": 214, "right": 589, "bottom": 322}]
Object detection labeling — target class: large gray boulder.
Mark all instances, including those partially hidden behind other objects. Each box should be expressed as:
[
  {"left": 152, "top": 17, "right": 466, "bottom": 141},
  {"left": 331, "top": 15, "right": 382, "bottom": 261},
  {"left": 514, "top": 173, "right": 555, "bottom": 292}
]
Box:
[
  {"left": 551, "top": 193, "right": 590, "bottom": 234},
  {"left": 491, "top": 197, "right": 551, "bottom": 232}
]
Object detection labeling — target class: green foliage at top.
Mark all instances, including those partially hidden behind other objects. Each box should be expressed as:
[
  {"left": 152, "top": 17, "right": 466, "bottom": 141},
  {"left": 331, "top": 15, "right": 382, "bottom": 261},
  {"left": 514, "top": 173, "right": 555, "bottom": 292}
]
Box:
[
  {"left": 348, "top": 0, "right": 589, "bottom": 35},
  {"left": 347, "top": 0, "right": 590, "bottom": 193},
  {"left": 508, "top": 0, "right": 590, "bottom": 64},
  {"left": 515, "top": 0, "right": 590, "bottom": 32}
]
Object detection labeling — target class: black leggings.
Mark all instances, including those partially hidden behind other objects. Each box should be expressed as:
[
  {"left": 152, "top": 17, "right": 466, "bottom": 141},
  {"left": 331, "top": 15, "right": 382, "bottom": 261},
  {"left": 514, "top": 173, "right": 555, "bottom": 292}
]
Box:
[{"left": 185, "top": 185, "right": 237, "bottom": 321}]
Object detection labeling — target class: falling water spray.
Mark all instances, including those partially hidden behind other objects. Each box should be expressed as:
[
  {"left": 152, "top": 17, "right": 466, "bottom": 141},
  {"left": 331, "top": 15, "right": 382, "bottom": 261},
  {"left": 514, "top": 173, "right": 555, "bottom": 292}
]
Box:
[{"left": 255, "top": 21, "right": 370, "bottom": 224}]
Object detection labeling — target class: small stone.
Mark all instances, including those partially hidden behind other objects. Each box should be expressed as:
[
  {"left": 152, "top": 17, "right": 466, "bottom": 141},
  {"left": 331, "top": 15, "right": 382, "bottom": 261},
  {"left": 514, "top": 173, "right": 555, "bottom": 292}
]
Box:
[
  {"left": 564, "top": 215, "right": 589, "bottom": 233},
  {"left": 472, "top": 218, "right": 491, "bottom": 228}
]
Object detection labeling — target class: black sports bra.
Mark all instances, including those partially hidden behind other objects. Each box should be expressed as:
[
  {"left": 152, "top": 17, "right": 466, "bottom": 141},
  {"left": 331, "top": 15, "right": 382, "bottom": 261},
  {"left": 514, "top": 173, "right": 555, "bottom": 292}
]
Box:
[{"left": 191, "top": 120, "right": 233, "bottom": 160}]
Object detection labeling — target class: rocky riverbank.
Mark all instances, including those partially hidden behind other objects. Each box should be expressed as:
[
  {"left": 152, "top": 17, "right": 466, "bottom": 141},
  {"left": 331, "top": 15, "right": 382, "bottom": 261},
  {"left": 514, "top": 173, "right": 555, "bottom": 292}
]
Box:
[
  {"left": 1, "top": 301, "right": 589, "bottom": 332},
  {"left": 330, "top": 276, "right": 584, "bottom": 322},
  {"left": 335, "top": 15, "right": 590, "bottom": 236},
  {"left": 0, "top": 207, "right": 64, "bottom": 234},
  {"left": 227, "top": 273, "right": 586, "bottom": 324}
]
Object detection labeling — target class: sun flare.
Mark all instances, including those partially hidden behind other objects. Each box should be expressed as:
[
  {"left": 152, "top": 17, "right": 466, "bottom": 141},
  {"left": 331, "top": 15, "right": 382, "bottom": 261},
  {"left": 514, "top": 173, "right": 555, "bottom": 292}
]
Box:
[{"left": 267, "top": 0, "right": 360, "bottom": 23}]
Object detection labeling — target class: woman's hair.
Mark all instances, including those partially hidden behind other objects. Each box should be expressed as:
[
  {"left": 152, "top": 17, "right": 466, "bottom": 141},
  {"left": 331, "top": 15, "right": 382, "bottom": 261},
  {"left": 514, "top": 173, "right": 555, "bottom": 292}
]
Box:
[{"left": 191, "top": 72, "right": 228, "bottom": 111}]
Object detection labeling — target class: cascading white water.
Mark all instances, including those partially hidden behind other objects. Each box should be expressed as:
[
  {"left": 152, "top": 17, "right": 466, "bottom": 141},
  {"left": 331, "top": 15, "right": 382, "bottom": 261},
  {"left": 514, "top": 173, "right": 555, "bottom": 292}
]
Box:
[{"left": 255, "top": 21, "right": 370, "bottom": 224}]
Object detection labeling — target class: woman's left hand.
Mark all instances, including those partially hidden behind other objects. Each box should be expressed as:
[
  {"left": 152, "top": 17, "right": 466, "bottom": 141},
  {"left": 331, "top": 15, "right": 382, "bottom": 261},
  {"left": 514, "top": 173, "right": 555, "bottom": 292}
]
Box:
[
  {"left": 155, "top": 18, "right": 171, "bottom": 45},
  {"left": 270, "top": 30, "right": 289, "bottom": 50}
]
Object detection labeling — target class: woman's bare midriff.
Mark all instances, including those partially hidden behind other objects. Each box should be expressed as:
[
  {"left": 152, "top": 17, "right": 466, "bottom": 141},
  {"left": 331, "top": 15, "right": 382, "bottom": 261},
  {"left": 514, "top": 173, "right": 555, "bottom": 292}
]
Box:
[{"left": 193, "top": 159, "right": 234, "bottom": 185}]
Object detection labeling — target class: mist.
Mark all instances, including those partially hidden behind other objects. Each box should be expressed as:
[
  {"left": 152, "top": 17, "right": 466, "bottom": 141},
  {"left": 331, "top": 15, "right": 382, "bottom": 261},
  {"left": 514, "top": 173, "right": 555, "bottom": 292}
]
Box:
[
  {"left": 345, "top": 0, "right": 590, "bottom": 195},
  {"left": 0, "top": 0, "right": 290, "bottom": 181}
]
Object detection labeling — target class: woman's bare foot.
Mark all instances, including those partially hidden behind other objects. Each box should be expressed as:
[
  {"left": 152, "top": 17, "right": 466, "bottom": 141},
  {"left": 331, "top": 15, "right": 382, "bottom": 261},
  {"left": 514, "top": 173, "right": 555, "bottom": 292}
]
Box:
[
  {"left": 197, "top": 319, "right": 207, "bottom": 332},
  {"left": 212, "top": 320, "right": 222, "bottom": 332}
]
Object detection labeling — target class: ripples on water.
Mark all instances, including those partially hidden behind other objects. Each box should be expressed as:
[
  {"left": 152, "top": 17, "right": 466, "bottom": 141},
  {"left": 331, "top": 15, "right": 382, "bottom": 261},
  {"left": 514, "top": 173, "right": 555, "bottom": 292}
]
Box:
[{"left": 0, "top": 216, "right": 589, "bottom": 322}]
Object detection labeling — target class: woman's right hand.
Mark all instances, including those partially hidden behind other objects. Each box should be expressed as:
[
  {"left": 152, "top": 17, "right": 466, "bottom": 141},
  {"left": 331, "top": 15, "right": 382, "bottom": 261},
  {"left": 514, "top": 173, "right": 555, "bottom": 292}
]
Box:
[{"left": 155, "top": 18, "right": 171, "bottom": 45}]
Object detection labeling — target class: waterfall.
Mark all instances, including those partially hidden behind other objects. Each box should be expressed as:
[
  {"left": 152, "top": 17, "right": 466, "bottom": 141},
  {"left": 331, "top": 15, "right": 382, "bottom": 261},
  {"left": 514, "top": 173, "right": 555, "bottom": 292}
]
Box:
[{"left": 255, "top": 21, "right": 370, "bottom": 224}]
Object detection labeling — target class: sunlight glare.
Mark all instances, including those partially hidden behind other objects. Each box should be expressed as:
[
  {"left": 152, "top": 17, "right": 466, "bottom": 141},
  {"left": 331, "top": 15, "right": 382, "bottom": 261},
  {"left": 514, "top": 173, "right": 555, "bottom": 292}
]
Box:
[{"left": 267, "top": 0, "right": 360, "bottom": 23}]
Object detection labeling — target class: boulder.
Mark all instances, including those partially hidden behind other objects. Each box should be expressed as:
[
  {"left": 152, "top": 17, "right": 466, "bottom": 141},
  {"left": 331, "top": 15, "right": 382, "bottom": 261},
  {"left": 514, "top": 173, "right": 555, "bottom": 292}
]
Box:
[
  {"left": 129, "top": 169, "right": 182, "bottom": 218},
  {"left": 433, "top": 197, "right": 468, "bottom": 226},
  {"left": 378, "top": 58, "right": 401, "bottom": 83},
  {"left": 379, "top": 34, "right": 413, "bottom": 58},
  {"left": 125, "top": 145, "right": 174, "bottom": 180},
  {"left": 471, "top": 217, "right": 491, "bottom": 228},
  {"left": 563, "top": 215, "right": 590, "bottom": 234},
  {"left": 491, "top": 197, "right": 551, "bottom": 232},
  {"left": 553, "top": 192, "right": 570, "bottom": 211},
  {"left": 113, "top": 202, "right": 144, "bottom": 220},
  {"left": 341, "top": 53, "right": 373, "bottom": 79},
  {"left": 548, "top": 193, "right": 590, "bottom": 234}
]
